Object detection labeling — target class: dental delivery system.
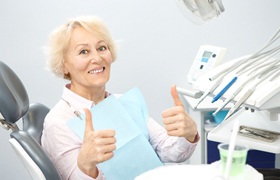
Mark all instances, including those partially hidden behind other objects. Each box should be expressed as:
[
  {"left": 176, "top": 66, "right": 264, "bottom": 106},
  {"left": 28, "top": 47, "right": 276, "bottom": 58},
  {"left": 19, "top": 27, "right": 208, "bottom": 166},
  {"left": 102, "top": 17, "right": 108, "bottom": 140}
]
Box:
[{"left": 190, "top": 27, "right": 280, "bottom": 120}]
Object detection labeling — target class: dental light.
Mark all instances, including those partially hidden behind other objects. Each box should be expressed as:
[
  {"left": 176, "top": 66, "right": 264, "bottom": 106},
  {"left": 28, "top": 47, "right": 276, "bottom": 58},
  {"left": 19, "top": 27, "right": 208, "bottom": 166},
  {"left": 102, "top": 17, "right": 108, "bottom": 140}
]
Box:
[{"left": 176, "top": 0, "right": 225, "bottom": 25}]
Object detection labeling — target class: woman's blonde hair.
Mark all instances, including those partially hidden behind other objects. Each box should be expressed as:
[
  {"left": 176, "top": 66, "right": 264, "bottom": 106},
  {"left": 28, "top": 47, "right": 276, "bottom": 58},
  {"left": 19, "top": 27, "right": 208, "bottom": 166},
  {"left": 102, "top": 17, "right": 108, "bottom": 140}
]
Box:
[{"left": 45, "top": 16, "right": 117, "bottom": 80}]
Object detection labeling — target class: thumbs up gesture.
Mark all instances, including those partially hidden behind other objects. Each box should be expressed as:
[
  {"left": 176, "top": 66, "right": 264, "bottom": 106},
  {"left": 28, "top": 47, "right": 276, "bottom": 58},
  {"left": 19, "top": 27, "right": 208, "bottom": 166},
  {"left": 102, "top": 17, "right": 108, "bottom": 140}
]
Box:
[
  {"left": 77, "top": 108, "right": 116, "bottom": 178},
  {"left": 162, "top": 85, "right": 198, "bottom": 143}
]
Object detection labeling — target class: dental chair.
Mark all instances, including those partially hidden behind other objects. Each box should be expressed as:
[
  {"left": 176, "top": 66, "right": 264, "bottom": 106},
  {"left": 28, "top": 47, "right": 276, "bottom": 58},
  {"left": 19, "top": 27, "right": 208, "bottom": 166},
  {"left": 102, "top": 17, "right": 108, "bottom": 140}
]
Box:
[{"left": 0, "top": 60, "right": 61, "bottom": 180}]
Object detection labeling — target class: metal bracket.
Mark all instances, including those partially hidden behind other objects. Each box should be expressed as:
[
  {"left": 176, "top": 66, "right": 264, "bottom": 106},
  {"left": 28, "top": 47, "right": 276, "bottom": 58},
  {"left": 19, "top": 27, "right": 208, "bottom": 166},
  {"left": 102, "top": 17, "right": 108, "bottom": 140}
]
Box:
[{"left": 0, "top": 118, "right": 19, "bottom": 131}]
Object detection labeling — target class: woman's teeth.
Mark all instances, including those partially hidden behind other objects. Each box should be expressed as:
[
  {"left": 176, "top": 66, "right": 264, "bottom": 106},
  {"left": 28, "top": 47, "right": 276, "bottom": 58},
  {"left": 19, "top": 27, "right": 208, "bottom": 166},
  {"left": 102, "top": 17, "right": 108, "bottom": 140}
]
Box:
[{"left": 89, "top": 68, "right": 104, "bottom": 74}]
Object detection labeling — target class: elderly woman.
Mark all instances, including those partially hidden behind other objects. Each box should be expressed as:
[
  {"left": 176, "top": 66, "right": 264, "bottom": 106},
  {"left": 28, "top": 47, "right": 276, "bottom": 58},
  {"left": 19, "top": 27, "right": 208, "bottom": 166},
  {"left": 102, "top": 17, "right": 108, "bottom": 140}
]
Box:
[{"left": 41, "top": 16, "right": 199, "bottom": 180}]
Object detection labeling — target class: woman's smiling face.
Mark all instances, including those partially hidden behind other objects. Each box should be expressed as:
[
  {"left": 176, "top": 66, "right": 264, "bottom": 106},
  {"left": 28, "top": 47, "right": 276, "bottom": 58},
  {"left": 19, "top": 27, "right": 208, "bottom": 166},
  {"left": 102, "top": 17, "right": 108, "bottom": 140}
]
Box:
[{"left": 63, "top": 26, "right": 113, "bottom": 91}]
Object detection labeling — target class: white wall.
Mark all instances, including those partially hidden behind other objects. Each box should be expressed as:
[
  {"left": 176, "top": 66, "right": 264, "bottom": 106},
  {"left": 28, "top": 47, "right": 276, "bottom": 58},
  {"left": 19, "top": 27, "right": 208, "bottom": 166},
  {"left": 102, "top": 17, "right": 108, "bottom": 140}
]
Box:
[{"left": 0, "top": 0, "right": 279, "bottom": 179}]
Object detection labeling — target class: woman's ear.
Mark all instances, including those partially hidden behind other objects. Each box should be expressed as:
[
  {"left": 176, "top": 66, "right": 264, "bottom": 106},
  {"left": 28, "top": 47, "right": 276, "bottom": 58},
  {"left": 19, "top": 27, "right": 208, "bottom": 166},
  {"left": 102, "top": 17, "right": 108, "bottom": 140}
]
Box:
[
  {"left": 63, "top": 64, "right": 69, "bottom": 75},
  {"left": 62, "top": 64, "right": 71, "bottom": 79}
]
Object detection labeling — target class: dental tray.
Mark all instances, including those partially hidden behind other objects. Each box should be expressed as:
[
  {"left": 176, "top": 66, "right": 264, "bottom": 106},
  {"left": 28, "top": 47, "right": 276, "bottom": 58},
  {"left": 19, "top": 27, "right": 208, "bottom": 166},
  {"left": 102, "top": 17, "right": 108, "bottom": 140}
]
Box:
[
  {"left": 238, "top": 125, "right": 280, "bottom": 142},
  {"left": 207, "top": 108, "right": 280, "bottom": 153}
]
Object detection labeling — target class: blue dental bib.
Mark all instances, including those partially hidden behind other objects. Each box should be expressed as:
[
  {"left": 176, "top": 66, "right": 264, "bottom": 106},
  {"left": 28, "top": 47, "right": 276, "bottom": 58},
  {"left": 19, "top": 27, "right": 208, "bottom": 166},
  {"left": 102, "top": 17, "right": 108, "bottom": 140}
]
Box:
[{"left": 67, "top": 87, "right": 164, "bottom": 179}]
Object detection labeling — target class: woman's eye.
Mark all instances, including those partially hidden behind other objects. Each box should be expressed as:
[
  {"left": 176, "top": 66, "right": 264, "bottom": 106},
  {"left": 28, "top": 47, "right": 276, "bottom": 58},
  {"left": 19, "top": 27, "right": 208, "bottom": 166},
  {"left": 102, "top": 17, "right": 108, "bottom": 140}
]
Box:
[
  {"left": 98, "top": 46, "right": 108, "bottom": 51},
  {"left": 79, "top": 49, "right": 89, "bottom": 55}
]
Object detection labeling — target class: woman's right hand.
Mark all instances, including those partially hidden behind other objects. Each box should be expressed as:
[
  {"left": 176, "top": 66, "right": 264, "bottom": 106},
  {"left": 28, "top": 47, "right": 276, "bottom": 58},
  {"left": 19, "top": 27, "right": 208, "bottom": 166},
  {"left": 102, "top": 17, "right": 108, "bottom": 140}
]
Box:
[{"left": 77, "top": 108, "right": 116, "bottom": 178}]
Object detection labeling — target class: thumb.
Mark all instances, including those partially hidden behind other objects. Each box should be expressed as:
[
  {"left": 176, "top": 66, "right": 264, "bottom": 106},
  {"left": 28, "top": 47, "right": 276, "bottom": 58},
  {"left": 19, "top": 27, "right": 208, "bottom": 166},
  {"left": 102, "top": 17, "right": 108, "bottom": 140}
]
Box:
[
  {"left": 171, "top": 85, "right": 184, "bottom": 106},
  {"left": 84, "top": 108, "right": 94, "bottom": 134}
]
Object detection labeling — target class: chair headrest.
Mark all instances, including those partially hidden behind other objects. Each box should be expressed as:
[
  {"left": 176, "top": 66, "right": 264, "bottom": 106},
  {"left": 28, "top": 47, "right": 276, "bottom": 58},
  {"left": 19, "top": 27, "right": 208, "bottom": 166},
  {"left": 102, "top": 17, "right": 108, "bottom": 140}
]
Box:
[{"left": 0, "top": 61, "right": 29, "bottom": 124}]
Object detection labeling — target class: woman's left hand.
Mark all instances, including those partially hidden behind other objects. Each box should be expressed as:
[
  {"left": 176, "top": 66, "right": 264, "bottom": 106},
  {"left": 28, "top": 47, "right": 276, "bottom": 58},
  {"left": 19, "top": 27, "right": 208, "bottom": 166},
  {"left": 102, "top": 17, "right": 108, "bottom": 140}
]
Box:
[{"left": 162, "top": 85, "right": 198, "bottom": 143}]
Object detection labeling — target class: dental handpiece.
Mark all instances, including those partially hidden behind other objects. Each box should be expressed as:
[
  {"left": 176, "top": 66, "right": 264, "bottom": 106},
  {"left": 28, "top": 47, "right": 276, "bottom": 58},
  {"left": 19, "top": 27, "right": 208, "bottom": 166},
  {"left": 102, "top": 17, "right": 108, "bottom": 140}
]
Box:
[{"left": 194, "top": 77, "right": 223, "bottom": 109}]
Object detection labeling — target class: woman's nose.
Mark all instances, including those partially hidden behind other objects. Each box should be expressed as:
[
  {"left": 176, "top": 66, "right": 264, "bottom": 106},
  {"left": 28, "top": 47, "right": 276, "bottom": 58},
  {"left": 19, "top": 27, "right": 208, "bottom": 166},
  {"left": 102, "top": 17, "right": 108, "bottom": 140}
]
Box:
[{"left": 90, "top": 51, "right": 102, "bottom": 63}]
